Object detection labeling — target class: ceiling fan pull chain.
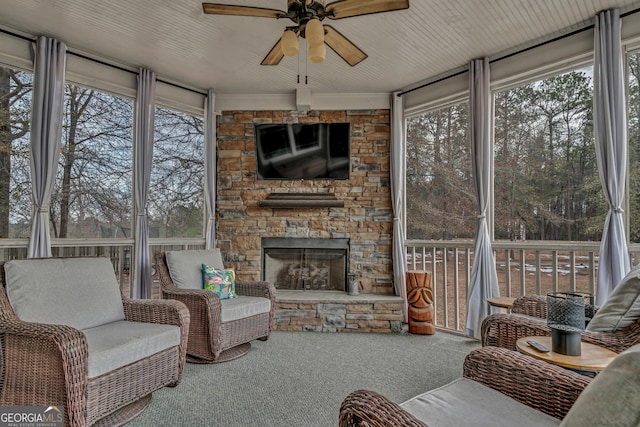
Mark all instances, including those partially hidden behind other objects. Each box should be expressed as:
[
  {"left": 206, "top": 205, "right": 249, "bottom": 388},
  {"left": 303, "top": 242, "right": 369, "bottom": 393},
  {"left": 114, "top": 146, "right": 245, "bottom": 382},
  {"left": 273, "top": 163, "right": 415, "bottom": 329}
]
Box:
[
  {"left": 305, "top": 43, "right": 308, "bottom": 84},
  {"left": 297, "top": 49, "right": 301, "bottom": 84}
]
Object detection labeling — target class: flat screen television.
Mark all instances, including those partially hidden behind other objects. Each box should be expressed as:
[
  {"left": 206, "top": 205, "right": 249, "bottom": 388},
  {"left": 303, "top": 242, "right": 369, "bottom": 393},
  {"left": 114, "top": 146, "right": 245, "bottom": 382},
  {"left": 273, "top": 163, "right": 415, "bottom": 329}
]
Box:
[{"left": 255, "top": 122, "right": 350, "bottom": 180}]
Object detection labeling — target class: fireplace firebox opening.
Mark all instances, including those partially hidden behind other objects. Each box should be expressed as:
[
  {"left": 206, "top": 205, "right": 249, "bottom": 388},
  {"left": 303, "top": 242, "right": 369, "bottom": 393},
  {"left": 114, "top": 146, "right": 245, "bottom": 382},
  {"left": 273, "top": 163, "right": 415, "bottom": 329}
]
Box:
[{"left": 261, "top": 238, "right": 349, "bottom": 291}]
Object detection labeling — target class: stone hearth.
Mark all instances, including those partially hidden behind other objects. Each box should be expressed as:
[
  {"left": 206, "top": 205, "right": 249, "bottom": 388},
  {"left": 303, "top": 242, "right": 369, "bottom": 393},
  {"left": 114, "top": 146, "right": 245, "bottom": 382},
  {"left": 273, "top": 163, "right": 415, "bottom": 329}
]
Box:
[{"left": 274, "top": 291, "right": 405, "bottom": 333}]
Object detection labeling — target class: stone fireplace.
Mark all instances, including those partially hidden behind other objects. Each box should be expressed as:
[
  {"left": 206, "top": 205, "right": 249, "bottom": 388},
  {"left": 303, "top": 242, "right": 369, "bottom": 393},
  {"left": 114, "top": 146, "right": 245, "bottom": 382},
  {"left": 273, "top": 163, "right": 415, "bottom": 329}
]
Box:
[
  {"left": 216, "top": 109, "right": 394, "bottom": 295},
  {"left": 262, "top": 238, "right": 349, "bottom": 291},
  {"left": 215, "top": 109, "right": 405, "bottom": 332}
]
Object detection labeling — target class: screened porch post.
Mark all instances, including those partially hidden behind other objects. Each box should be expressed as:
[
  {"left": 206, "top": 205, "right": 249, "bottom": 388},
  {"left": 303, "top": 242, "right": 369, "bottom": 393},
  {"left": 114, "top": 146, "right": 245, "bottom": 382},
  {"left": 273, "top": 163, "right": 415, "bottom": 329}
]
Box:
[
  {"left": 593, "top": 9, "right": 630, "bottom": 304},
  {"left": 27, "top": 36, "right": 66, "bottom": 258},
  {"left": 133, "top": 68, "right": 156, "bottom": 299}
]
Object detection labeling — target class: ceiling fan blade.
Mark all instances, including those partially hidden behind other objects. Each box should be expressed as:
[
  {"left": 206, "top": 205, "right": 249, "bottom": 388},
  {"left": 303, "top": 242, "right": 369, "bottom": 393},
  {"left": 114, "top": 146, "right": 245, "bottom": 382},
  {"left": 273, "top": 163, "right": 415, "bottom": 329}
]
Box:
[
  {"left": 325, "top": 0, "right": 409, "bottom": 19},
  {"left": 261, "top": 38, "right": 285, "bottom": 65},
  {"left": 323, "top": 25, "right": 367, "bottom": 67},
  {"left": 202, "top": 3, "right": 286, "bottom": 18}
]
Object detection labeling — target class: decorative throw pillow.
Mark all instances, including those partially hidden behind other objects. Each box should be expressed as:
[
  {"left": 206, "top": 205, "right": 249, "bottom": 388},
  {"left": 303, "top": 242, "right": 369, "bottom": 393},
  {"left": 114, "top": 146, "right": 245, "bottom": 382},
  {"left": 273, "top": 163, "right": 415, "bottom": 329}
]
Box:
[{"left": 202, "top": 264, "right": 237, "bottom": 300}]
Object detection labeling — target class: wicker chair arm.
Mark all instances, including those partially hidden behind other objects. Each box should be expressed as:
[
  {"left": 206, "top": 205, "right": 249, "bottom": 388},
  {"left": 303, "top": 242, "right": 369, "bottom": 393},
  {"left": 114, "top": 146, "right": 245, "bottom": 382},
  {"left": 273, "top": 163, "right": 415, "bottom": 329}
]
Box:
[
  {"left": 122, "top": 298, "right": 191, "bottom": 385},
  {"left": 464, "top": 346, "right": 590, "bottom": 419},
  {"left": 339, "top": 389, "right": 428, "bottom": 427},
  {"left": 160, "top": 287, "right": 222, "bottom": 317},
  {"left": 581, "top": 320, "right": 640, "bottom": 353},
  {"left": 0, "top": 317, "right": 88, "bottom": 426},
  {"left": 123, "top": 297, "right": 190, "bottom": 327},
  {"left": 161, "top": 287, "right": 221, "bottom": 355},
  {"left": 481, "top": 313, "right": 551, "bottom": 349},
  {"left": 235, "top": 280, "right": 276, "bottom": 301}
]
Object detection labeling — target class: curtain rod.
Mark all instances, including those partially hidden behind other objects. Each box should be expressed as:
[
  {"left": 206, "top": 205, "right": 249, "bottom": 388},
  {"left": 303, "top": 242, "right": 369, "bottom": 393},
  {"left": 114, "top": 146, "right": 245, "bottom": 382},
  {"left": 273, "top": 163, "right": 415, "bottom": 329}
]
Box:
[
  {"left": 0, "top": 27, "right": 207, "bottom": 97},
  {"left": 397, "top": 6, "right": 640, "bottom": 97},
  {"left": 69, "top": 51, "right": 207, "bottom": 96}
]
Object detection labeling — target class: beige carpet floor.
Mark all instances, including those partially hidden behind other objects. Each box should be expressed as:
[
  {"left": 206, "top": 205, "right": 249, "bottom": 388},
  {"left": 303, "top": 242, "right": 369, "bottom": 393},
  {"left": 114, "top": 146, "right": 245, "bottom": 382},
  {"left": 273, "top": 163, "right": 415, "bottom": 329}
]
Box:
[{"left": 125, "top": 330, "right": 479, "bottom": 427}]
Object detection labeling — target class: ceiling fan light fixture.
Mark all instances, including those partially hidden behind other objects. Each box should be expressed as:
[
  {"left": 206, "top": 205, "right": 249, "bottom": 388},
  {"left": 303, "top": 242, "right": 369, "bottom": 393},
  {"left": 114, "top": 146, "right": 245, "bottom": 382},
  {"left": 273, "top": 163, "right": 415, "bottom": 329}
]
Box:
[
  {"left": 202, "top": 0, "right": 409, "bottom": 67},
  {"left": 281, "top": 30, "right": 299, "bottom": 56},
  {"left": 308, "top": 43, "right": 326, "bottom": 63},
  {"left": 305, "top": 18, "right": 324, "bottom": 46}
]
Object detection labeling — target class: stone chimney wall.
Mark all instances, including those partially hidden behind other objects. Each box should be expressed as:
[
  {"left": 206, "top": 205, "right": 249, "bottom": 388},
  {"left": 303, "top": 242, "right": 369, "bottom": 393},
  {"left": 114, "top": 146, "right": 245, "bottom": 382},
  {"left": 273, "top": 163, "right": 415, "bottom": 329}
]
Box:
[{"left": 216, "top": 109, "right": 393, "bottom": 294}]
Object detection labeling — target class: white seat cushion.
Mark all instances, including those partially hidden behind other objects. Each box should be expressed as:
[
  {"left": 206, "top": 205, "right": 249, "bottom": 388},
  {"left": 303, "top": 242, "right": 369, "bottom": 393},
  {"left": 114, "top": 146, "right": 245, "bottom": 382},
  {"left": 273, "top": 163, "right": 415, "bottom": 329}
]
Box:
[
  {"left": 4, "top": 257, "right": 125, "bottom": 330},
  {"left": 221, "top": 296, "right": 271, "bottom": 323},
  {"left": 83, "top": 320, "right": 181, "bottom": 379},
  {"left": 166, "top": 249, "right": 225, "bottom": 289},
  {"left": 402, "top": 378, "right": 560, "bottom": 427}
]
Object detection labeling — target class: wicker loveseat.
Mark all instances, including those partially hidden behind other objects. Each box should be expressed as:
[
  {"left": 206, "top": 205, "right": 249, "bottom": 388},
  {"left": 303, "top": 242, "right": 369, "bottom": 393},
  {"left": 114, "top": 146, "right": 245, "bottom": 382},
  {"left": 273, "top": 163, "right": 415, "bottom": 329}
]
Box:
[
  {"left": 482, "top": 263, "right": 640, "bottom": 354},
  {"left": 0, "top": 257, "right": 190, "bottom": 427},
  {"left": 155, "top": 249, "right": 275, "bottom": 363},
  {"left": 339, "top": 344, "right": 640, "bottom": 427}
]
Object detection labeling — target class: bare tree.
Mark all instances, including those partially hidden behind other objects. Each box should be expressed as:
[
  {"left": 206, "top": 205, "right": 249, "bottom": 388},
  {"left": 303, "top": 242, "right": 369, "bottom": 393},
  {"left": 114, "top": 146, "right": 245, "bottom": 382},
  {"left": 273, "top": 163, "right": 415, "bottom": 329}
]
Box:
[
  {"left": 149, "top": 106, "right": 204, "bottom": 238},
  {"left": 51, "top": 84, "right": 133, "bottom": 238},
  {"left": 628, "top": 52, "right": 640, "bottom": 242},
  {"left": 0, "top": 67, "right": 31, "bottom": 238}
]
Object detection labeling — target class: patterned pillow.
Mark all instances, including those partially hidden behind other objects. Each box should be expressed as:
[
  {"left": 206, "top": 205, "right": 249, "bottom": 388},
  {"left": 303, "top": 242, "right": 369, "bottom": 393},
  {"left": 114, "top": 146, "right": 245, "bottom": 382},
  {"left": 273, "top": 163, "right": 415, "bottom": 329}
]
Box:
[{"left": 202, "top": 264, "right": 237, "bottom": 300}]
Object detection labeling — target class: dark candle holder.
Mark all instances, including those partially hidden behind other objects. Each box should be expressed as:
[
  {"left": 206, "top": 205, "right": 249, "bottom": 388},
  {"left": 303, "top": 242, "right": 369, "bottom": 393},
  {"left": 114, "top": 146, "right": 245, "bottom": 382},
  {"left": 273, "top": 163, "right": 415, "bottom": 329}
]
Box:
[{"left": 546, "top": 292, "right": 591, "bottom": 356}]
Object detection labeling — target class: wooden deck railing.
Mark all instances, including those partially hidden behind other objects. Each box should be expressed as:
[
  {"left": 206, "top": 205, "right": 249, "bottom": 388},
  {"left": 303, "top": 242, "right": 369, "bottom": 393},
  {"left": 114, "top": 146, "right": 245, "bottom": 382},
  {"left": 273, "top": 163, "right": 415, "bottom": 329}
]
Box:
[
  {"left": 406, "top": 240, "right": 640, "bottom": 334},
  {"left": 2, "top": 238, "right": 639, "bottom": 334}
]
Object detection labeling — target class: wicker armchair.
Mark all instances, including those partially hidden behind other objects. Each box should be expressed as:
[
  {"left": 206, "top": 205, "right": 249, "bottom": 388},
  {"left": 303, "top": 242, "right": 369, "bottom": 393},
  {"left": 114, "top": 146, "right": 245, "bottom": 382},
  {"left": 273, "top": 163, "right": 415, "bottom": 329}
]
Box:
[
  {"left": 0, "top": 257, "right": 190, "bottom": 427},
  {"left": 339, "top": 346, "right": 593, "bottom": 426},
  {"left": 155, "top": 250, "right": 276, "bottom": 363},
  {"left": 482, "top": 293, "right": 640, "bottom": 353},
  {"left": 510, "top": 294, "right": 550, "bottom": 318}
]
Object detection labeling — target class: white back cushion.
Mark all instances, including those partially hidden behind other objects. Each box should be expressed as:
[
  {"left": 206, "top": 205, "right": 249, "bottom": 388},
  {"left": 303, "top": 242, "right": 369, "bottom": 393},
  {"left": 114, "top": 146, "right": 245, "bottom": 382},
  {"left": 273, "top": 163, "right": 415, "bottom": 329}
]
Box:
[
  {"left": 587, "top": 263, "right": 640, "bottom": 332},
  {"left": 165, "top": 249, "right": 225, "bottom": 289},
  {"left": 4, "top": 257, "right": 125, "bottom": 330}
]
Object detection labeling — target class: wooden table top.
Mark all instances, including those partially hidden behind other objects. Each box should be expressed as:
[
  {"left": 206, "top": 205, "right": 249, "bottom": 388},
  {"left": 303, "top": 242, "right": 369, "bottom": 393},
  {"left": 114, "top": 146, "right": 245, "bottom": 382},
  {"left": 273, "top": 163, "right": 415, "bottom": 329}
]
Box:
[
  {"left": 516, "top": 336, "right": 617, "bottom": 372},
  {"left": 486, "top": 296, "right": 517, "bottom": 309}
]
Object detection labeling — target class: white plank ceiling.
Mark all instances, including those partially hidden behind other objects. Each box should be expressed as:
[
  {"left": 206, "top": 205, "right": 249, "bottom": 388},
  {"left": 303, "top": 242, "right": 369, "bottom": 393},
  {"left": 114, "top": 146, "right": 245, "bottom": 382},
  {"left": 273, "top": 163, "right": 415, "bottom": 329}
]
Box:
[{"left": 0, "top": 0, "right": 639, "bottom": 95}]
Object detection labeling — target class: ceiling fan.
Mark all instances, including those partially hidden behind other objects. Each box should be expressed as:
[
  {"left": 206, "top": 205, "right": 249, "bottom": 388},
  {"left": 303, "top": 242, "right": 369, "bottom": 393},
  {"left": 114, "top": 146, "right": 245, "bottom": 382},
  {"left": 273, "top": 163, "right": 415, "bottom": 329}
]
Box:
[{"left": 202, "top": 0, "right": 410, "bottom": 66}]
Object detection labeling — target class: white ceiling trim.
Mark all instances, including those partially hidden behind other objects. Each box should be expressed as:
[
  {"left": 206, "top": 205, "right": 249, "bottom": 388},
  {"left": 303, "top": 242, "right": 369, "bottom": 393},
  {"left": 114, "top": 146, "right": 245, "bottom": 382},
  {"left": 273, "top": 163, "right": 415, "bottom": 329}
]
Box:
[
  {"left": 215, "top": 92, "right": 389, "bottom": 111},
  {"left": 0, "top": 31, "right": 32, "bottom": 71}
]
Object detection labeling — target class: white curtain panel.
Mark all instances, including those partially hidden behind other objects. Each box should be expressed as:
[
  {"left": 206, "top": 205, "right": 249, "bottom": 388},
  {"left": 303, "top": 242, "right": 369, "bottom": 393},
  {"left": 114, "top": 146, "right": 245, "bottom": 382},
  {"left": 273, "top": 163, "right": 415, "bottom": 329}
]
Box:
[
  {"left": 465, "top": 58, "right": 500, "bottom": 338},
  {"left": 28, "top": 36, "right": 67, "bottom": 258},
  {"left": 390, "top": 91, "right": 408, "bottom": 322},
  {"left": 594, "top": 9, "right": 630, "bottom": 304},
  {"left": 133, "top": 68, "right": 156, "bottom": 299},
  {"left": 204, "top": 90, "right": 217, "bottom": 249}
]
